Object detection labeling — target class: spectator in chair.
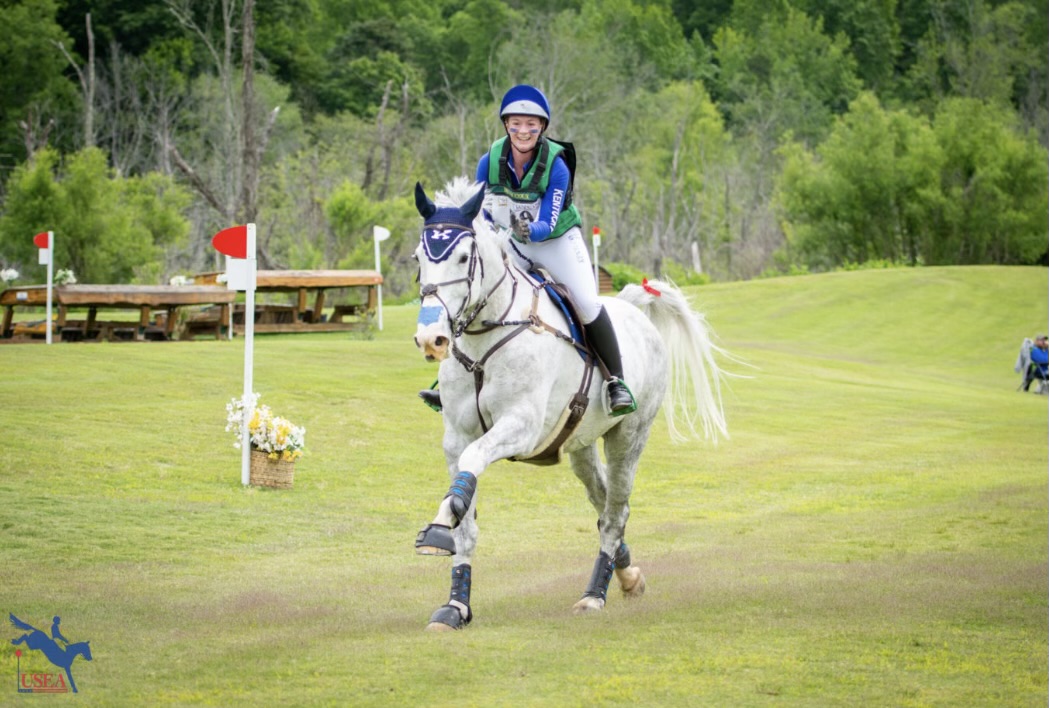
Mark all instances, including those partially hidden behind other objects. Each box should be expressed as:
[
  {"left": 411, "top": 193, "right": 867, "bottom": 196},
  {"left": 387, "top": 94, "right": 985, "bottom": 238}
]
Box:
[{"left": 1023, "top": 334, "right": 1049, "bottom": 391}]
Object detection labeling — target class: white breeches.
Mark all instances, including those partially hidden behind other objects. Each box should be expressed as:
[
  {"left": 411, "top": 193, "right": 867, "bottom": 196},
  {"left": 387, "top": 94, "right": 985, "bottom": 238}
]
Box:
[{"left": 508, "top": 226, "right": 602, "bottom": 324}]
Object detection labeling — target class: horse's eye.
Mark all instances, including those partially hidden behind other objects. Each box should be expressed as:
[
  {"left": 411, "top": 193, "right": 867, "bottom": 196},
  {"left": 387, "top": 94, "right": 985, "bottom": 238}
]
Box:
[{"left": 458, "top": 253, "right": 469, "bottom": 265}]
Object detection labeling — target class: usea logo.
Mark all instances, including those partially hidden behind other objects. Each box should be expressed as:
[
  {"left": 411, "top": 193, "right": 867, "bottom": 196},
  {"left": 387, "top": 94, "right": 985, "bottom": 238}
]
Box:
[{"left": 9, "top": 614, "right": 92, "bottom": 694}]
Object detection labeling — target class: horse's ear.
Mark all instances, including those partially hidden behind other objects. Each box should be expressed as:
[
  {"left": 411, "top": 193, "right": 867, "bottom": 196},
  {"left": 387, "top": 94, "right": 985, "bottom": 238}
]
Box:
[
  {"left": 462, "top": 184, "right": 485, "bottom": 224},
  {"left": 415, "top": 182, "right": 436, "bottom": 219}
]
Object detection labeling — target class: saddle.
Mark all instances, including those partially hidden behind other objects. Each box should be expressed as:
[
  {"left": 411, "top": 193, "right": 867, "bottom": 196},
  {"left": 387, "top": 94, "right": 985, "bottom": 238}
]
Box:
[{"left": 524, "top": 269, "right": 588, "bottom": 357}]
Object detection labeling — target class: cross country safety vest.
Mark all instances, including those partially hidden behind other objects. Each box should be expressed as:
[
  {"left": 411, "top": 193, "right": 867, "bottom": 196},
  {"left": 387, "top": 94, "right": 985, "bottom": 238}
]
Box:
[{"left": 485, "top": 136, "right": 582, "bottom": 240}]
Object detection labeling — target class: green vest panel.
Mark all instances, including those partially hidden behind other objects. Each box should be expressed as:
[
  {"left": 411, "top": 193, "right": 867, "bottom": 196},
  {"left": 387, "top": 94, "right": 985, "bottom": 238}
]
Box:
[{"left": 486, "top": 137, "right": 582, "bottom": 240}]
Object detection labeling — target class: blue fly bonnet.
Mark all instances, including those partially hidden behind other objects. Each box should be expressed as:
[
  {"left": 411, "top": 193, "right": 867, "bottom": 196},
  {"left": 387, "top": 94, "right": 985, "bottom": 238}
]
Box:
[{"left": 415, "top": 182, "right": 486, "bottom": 263}]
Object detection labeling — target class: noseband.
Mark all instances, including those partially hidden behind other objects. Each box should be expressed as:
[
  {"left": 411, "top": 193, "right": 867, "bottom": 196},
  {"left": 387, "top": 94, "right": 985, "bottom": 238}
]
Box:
[{"left": 418, "top": 225, "right": 501, "bottom": 337}]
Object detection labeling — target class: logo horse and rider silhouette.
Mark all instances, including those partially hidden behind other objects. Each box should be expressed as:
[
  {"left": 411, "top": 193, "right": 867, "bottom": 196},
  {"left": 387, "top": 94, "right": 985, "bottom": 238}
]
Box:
[{"left": 9, "top": 614, "right": 92, "bottom": 693}]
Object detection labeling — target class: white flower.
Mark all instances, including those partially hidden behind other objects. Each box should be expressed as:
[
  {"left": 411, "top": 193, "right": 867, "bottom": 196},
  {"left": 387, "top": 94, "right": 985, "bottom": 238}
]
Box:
[
  {"left": 0, "top": 268, "right": 18, "bottom": 283},
  {"left": 169, "top": 274, "right": 192, "bottom": 286},
  {"left": 225, "top": 392, "right": 305, "bottom": 461},
  {"left": 216, "top": 273, "right": 228, "bottom": 284},
  {"left": 54, "top": 269, "right": 77, "bottom": 285}
]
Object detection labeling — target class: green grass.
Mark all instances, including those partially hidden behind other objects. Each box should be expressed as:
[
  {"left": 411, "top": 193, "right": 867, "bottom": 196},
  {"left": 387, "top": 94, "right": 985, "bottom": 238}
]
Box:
[{"left": 1, "top": 265, "right": 1045, "bottom": 706}]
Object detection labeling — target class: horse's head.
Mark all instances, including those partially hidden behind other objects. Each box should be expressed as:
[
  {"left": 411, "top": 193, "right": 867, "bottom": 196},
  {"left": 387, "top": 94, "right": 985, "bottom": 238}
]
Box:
[
  {"left": 70, "top": 641, "right": 92, "bottom": 661},
  {"left": 412, "top": 178, "right": 492, "bottom": 361}
]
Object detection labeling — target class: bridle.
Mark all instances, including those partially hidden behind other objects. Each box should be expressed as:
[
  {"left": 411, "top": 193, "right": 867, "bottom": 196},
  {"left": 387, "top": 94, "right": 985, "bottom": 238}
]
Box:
[{"left": 417, "top": 225, "right": 516, "bottom": 339}]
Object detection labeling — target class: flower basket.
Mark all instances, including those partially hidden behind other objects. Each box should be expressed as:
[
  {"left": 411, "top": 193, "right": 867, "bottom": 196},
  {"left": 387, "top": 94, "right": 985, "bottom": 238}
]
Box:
[
  {"left": 226, "top": 393, "right": 305, "bottom": 489},
  {"left": 249, "top": 448, "right": 295, "bottom": 489}
]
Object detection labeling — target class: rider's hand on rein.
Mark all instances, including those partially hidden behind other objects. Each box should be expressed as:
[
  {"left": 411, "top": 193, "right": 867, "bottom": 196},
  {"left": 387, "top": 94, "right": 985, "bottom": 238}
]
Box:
[{"left": 510, "top": 212, "right": 531, "bottom": 243}]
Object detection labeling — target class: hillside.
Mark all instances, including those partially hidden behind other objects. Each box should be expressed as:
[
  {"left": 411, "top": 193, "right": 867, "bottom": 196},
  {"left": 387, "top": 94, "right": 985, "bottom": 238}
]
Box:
[{"left": 693, "top": 265, "right": 1048, "bottom": 382}]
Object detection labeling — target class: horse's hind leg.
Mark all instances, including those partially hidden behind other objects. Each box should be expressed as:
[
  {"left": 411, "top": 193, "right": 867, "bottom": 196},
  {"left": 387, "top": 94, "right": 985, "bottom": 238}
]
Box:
[
  {"left": 569, "top": 443, "right": 607, "bottom": 513},
  {"left": 569, "top": 439, "right": 647, "bottom": 614}
]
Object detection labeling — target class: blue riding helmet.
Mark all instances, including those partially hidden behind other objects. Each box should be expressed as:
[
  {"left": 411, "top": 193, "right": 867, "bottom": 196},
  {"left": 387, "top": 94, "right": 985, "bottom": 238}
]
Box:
[{"left": 499, "top": 85, "right": 551, "bottom": 123}]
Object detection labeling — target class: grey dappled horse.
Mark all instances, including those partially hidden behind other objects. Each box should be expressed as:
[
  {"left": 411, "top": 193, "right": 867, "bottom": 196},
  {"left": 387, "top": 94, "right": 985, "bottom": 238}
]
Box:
[{"left": 412, "top": 178, "right": 727, "bottom": 630}]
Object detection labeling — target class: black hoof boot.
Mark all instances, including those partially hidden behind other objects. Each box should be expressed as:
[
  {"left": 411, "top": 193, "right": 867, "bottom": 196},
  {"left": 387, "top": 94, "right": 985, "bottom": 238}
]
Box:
[
  {"left": 419, "top": 388, "right": 442, "bottom": 412},
  {"left": 427, "top": 565, "right": 473, "bottom": 630},
  {"left": 427, "top": 604, "right": 470, "bottom": 630},
  {"left": 415, "top": 524, "right": 455, "bottom": 555},
  {"left": 607, "top": 378, "right": 637, "bottom": 416}
]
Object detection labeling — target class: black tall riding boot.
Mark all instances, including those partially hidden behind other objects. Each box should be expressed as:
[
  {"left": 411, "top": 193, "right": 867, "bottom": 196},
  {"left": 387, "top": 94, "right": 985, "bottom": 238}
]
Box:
[{"left": 584, "top": 306, "right": 637, "bottom": 416}]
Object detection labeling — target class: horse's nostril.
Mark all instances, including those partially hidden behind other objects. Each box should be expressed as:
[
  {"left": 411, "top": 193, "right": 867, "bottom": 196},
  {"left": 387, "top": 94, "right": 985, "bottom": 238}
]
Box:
[{"left": 435, "top": 336, "right": 447, "bottom": 347}]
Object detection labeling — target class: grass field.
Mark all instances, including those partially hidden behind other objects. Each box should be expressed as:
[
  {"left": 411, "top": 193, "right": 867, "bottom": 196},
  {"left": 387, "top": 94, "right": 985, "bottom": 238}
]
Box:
[{"left": 1, "top": 265, "right": 1046, "bottom": 706}]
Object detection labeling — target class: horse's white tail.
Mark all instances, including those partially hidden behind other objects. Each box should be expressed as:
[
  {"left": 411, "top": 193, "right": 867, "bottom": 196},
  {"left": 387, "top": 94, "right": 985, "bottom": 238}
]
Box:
[{"left": 618, "top": 279, "right": 728, "bottom": 443}]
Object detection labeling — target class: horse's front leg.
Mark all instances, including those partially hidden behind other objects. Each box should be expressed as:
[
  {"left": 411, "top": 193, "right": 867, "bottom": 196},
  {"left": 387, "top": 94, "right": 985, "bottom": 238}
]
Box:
[
  {"left": 417, "top": 413, "right": 540, "bottom": 630},
  {"left": 416, "top": 411, "right": 539, "bottom": 555}
]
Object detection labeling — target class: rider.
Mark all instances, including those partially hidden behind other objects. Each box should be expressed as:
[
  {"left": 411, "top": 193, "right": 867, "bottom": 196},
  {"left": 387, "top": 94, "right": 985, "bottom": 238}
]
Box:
[
  {"left": 419, "top": 84, "right": 636, "bottom": 416},
  {"left": 51, "top": 616, "right": 69, "bottom": 646}
]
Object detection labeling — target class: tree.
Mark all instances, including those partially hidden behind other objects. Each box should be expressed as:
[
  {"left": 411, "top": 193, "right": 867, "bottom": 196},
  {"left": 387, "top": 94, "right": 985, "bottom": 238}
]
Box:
[
  {"left": 902, "top": 0, "right": 1046, "bottom": 123},
  {"left": 793, "top": 0, "right": 899, "bottom": 92},
  {"left": 775, "top": 92, "right": 1047, "bottom": 269},
  {"left": 713, "top": 4, "right": 862, "bottom": 147},
  {"left": 614, "top": 81, "right": 732, "bottom": 277},
  {"left": 925, "top": 97, "right": 1047, "bottom": 264},
  {"left": 776, "top": 93, "right": 943, "bottom": 269},
  {"left": 323, "top": 178, "right": 418, "bottom": 296},
  {"left": 0, "top": 0, "right": 79, "bottom": 161},
  {"left": 0, "top": 147, "right": 191, "bottom": 283}
]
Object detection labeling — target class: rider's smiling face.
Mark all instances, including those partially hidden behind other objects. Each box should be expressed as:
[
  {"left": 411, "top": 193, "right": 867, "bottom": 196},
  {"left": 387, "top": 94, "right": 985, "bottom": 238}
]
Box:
[{"left": 504, "top": 115, "right": 544, "bottom": 153}]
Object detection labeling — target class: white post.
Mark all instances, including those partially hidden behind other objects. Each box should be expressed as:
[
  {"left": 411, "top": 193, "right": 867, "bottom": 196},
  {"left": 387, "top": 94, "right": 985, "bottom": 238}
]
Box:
[
  {"left": 239, "top": 224, "right": 257, "bottom": 486},
  {"left": 44, "top": 231, "right": 53, "bottom": 344},
  {"left": 591, "top": 226, "right": 602, "bottom": 290},
  {"left": 373, "top": 225, "right": 390, "bottom": 331}
]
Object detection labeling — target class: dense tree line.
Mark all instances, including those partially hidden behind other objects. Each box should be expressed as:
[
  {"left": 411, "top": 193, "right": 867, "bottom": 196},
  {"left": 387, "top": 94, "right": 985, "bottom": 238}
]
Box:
[{"left": 0, "top": 0, "right": 1045, "bottom": 294}]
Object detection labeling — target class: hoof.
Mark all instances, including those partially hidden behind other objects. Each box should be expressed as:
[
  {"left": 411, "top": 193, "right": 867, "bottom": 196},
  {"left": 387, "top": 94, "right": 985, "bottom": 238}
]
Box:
[
  {"left": 415, "top": 524, "right": 455, "bottom": 556},
  {"left": 572, "top": 595, "right": 605, "bottom": 615},
  {"left": 616, "top": 566, "right": 646, "bottom": 598},
  {"left": 426, "top": 604, "right": 470, "bottom": 631}
]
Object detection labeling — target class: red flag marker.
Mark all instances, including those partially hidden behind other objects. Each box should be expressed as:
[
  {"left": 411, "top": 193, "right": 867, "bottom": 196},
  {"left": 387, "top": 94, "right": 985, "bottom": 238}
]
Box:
[
  {"left": 212, "top": 225, "right": 248, "bottom": 259},
  {"left": 33, "top": 232, "right": 49, "bottom": 248}
]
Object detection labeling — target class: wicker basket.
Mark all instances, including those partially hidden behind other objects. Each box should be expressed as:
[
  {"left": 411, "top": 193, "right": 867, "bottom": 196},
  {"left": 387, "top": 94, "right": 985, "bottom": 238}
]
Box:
[{"left": 249, "top": 449, "right": 295, "bottom": 489}]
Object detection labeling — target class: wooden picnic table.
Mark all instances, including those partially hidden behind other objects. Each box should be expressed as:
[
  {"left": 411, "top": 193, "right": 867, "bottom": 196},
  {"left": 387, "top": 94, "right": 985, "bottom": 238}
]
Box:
[
  {"left": 0, "top": 284, "right": 235, "bottom": 341},
  {"left": 190, "top": 269, "right": 382, "bottom": 335}
]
